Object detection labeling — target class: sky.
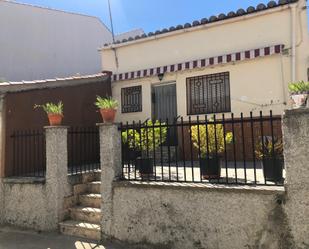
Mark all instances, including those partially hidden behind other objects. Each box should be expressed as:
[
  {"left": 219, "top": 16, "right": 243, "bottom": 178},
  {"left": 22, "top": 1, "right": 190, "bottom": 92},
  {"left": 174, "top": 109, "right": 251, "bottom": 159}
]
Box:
[{"left": 15, "top": 0, "right": 309, "bottom": 35}]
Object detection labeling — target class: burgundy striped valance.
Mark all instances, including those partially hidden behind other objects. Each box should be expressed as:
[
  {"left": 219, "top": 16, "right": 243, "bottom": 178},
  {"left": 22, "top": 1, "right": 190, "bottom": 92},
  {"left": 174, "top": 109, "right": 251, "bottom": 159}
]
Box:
[{"left": 112, "top": 44, "right": 283, "bottom": 82}]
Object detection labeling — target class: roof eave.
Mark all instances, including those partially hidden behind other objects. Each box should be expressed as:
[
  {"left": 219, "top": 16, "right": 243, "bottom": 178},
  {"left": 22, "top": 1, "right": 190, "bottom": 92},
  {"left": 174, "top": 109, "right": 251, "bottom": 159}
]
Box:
[
  {"left": 99, "top": 3, "right": 296, "bottom": 51},
  {"left": 0, "top": 74, "right": 110, "bottom": 94}
]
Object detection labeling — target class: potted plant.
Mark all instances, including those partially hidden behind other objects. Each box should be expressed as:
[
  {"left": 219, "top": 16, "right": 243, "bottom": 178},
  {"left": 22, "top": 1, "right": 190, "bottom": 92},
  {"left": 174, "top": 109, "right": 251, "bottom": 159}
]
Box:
[
  {"left": 95, "top": 96, "right": 118, "bottom": 123},
  {"left": 255, "top": 137, "right": 284, "bottom": 182},
  {"left": 121, "top": 128, "right": 141, "bottom": 165},
  {"left": 191, "top": 123, "right": 232, "bottom": 180},
  {"left": 122, "top": 120, "right": 167, "bottom": 178},
  {"left": 288, "top": 81, "right": 309, "bottom": 108},
  {"left": 34, "top": 101, "right": 64, "bottom": 126}
]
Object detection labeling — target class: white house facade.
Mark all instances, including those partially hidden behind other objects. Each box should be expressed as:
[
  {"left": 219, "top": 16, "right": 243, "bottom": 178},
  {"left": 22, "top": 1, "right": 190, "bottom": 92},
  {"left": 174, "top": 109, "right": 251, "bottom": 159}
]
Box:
[{"left": 101, "top": 0, "right": 309, "bottom": 123}]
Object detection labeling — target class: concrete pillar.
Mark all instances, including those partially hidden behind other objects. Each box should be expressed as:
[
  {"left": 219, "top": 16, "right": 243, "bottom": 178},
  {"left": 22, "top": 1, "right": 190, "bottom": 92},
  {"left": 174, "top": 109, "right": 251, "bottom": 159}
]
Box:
[
  {"left": 282, "top": 109, "right": 309, "bottom": 248},
  {"left": 98, "top": 123, "right": 122, "bottom": 240},
  {"left": 45, "top": 126, "right": 70, "bottom": 230}
]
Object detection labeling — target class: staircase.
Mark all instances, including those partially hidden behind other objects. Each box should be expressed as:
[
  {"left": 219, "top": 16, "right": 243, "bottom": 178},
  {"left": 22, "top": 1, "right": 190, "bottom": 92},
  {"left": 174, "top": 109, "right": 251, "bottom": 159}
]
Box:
[{"left": 60, "top": 172, "right": 102, "bottom": 240}]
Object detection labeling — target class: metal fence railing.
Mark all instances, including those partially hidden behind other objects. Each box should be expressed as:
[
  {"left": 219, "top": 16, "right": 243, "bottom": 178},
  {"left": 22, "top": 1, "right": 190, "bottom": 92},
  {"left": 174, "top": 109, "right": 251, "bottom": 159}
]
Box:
[
  {"left": 120, "top": 111, "right": 284, "bottom": 186},
  {"left": 10, "top": 130, "right": 46, "bottom": 177},
  {"left": 68, "top": 126, "right": 100, "bottom": 175}
]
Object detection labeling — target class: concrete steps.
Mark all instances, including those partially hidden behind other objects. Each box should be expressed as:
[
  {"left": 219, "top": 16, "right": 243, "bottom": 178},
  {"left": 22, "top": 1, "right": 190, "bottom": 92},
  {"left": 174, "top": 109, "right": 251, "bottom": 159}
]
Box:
[
  {"left": 79, "top": 193, "right": 101, "bottom": 208},
  {"left": 69, "top": 206, "right": 101, "bottom": 224},
  {"left": 60, "top": 172, "right": 102, "bottom": 241},
  {"left": 88, "top": 181, "right": 101, "bottom": 194},
  {"left": 59, "top": 220, "right": 101, "bottom": 240}
]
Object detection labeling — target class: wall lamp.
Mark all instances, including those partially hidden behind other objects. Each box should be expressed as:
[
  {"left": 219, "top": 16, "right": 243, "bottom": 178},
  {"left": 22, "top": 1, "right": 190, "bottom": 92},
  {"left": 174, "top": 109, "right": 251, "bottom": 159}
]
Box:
[{"left": 158, "top": 73, "right": 165, "bottom": 81}]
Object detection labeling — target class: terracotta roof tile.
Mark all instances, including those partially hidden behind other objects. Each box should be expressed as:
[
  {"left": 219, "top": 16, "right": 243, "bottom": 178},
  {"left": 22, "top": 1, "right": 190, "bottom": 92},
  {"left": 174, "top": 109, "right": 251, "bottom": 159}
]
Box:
[{"left": 102, "top": 0, "right": 298, "bottom": 47}]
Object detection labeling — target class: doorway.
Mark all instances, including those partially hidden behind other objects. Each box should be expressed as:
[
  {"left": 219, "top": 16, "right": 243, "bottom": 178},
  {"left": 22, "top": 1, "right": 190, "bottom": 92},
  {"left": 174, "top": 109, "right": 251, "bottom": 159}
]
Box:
[{"left": 152, "top": 83, "right": 178, "bottom": 146}]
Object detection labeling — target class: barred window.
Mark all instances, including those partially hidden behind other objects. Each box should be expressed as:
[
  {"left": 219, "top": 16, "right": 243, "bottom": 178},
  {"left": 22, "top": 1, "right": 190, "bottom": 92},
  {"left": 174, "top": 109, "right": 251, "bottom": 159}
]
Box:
[
  {"left": 121, "top": 86, "right": 142, "bottom": 113},
  {"left": 186, "top": 72, "right": 231, "bottom": 115}
]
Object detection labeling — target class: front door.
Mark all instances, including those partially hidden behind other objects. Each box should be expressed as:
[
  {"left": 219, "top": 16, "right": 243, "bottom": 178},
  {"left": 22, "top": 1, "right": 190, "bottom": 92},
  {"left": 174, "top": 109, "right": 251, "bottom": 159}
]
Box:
[{"left": 152, "top": 83, "right": 177, "bottom": 145}]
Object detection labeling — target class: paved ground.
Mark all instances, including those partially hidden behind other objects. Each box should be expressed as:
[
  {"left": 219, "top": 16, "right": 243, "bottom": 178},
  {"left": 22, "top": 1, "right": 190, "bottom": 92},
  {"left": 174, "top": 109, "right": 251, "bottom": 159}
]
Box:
[
  {"left": 0, "top": 226, "right": 132, "bottom": 249},
  {"left": 124, "top": 161, "right": 285, "bottom": 185}
]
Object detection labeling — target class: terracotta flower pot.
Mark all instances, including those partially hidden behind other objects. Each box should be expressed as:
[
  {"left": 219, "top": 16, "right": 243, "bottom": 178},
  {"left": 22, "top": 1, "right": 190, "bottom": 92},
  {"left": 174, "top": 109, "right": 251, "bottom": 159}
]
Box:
[
  {"left": 100, "top": 108, "right": 117, "bottom": 123},
  {"left": 48, "top": 113, "right": 63, "bottom": 126}
]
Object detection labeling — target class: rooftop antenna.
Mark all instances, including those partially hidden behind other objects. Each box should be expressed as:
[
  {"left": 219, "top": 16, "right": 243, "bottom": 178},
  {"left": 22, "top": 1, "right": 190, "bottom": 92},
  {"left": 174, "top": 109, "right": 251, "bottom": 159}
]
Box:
[
  {"left": 107, "top": 0, "right": 119, "bottom": 68},
  {"left": 108, "top": 0, "right": 116, "bottom": 43}
]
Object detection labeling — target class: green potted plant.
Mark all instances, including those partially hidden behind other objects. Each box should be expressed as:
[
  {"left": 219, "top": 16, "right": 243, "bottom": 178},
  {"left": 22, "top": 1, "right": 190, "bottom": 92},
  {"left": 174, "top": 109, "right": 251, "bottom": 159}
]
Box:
[
  {"left": 122, "top": 120, "right": 167, "bottom": 178},
  {"left": 255, "top": 137, "right": 284, "bottom": 182},
  {"left": 288, "top": 81, "right": 309, "bottom": 108},
  {"left": 121, "top": 128, "right": 141, "bottom": 165},
  {"left": 191, "top": 123, "right": 232, "bottom": 179},
  {"left": 95, "top": 96, "right": 118, "bottom": 123},
  {"left": 34, "top": 101, "right": 64, "bottom": 126}
]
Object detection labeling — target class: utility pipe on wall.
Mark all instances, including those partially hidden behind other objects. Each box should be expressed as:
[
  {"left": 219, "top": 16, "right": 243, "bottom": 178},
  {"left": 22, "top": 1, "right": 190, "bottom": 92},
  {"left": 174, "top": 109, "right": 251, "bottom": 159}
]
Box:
[{"left": 291, "top": 4, "right": 297, "bottom": 82}]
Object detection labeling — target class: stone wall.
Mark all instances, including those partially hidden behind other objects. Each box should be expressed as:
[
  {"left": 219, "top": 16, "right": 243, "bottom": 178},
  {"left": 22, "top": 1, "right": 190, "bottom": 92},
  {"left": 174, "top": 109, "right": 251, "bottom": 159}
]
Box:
[
  {"left": 0, "top": 126, "right": 71, "bottom": 231},
  {"left": 0, "top": 179, "right": 4, "bottom": 225},
  {"left": 100, "top": 109, "right": 309, "bottom": 249},
  {"left": 1, "top": 179, "right": 50, "bottom": 230},
  {"left": 283, "top": 109, "right": 309, "bottom": 249},
  {"left": 110, "top": 182, "right": 285, "bottom": 249}
]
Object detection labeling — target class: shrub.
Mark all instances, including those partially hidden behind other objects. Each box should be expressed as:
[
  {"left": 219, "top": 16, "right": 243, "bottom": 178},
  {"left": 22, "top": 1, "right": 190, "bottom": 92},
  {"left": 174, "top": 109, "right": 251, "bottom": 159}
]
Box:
[
  {"left": 288, "top": 81, "right": 309, "bottom": 94},
  {"left": 95, "top": 96, "right": 118, "bottom": 109},
  {"left": 122, "top": 120, "right": 167, "bottom": 153},
  {"left": 191, "top": 122, "right": 232, "bottom": 158},
  {"left": 34, "top": 101, "right": 63, "bottom": 115},
  {"left": 255, "top": 137, "right": 283, "bottom": 160}
]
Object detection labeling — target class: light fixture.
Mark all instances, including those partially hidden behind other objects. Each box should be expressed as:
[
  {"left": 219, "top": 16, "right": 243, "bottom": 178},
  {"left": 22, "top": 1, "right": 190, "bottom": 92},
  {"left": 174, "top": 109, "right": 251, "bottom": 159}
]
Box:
[{"left": 158, "top": 73, "right": 165, "bottom": 81}]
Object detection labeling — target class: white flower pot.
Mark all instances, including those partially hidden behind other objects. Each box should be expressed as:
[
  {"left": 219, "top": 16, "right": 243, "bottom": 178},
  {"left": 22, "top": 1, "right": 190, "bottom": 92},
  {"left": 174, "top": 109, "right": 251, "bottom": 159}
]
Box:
[{"left": 291, "top": 94, "right": 308, "bottom": 108}]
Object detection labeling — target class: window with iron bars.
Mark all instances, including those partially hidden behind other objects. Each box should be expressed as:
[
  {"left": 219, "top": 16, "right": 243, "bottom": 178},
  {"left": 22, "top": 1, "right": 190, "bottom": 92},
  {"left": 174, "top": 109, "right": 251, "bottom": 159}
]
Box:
[
  {"left": 186, "top": 72, "right": 231, "bottom": 115},
  {"left": 121, "top": 86, "right": 142, "bottom": 113}
]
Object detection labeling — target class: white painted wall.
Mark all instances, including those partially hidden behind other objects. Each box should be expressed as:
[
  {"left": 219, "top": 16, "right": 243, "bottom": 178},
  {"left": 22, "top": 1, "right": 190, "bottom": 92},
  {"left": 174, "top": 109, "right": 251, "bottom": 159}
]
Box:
[
  {"left": 112, "top": 55, "right": 288, "bottom": 123},
  {"left": 102, "top": 1, "right": 309, "bottom": 122},
  {"left": 0, "top": 1, "right": 113, "bottom": 82}
]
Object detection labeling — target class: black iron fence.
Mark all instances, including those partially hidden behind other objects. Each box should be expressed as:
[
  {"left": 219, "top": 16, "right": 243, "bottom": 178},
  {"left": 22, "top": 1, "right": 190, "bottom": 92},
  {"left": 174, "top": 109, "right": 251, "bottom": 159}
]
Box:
[
  {"left": 68, "top": 126, "right": 100, "bottom": 175},
  {"left": 120, "top": 111, "right": 284, "bottom": 186},
  {"left": 10, "top": 130, "right": 46, "bottom": 177}
]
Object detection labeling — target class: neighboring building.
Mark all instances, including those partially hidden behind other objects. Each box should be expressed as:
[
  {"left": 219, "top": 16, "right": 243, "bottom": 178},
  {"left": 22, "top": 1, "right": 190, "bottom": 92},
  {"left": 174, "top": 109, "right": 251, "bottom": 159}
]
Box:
[
  {"left": 0, "top": 73, "right": 111, "bottom": 177},
  {"left": 100, "top": 0, "right": 309, "bottom": 123},
  {"left": 0, "top": 0, "right": 112, "bottom": 82}
]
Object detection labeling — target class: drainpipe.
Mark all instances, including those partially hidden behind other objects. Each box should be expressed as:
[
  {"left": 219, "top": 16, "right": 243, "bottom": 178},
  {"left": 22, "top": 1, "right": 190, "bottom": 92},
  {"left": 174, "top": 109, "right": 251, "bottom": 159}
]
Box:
[{"left": 291, "top": 4, "right": 297, "bottom": 82}]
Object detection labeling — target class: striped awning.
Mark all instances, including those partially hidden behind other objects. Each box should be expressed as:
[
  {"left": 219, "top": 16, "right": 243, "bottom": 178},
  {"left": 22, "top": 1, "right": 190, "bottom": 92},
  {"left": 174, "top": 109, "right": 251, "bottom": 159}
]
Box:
[{"left": 112, "top": 44, "right": 283, "bottom": 82}]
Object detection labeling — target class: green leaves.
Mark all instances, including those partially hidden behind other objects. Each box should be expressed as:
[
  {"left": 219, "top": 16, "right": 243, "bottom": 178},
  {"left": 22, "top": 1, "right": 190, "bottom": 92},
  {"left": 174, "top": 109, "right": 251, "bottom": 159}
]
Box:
[
  {"left": 122, "top": 120, "right": 167, "bottom": 152},
  {"left": 288, "top": 81, "right": 309, "bottom": 94},
  {"left": 191, "top": 123, "right": 233, "bottom": 157},
  {"left": 34, "top": 101, "right": 63, "bottom": 115},
  {"left": 255, "top": 137, "right": 283, "bottom": 160},
  {"left": 95, "top": 96, "right": 118, "bottom": 109}
]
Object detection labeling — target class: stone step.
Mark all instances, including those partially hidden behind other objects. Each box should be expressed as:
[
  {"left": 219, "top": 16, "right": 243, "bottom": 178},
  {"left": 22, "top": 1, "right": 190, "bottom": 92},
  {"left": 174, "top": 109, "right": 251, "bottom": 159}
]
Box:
[
  {"left": 70, "top": 206, "right": 101, "bottom": 224},
  {"left": 73, "top": 183, "right": 88, "bottom": 196},
  {"left": 87, "top": 181, "right": 101, "bottom": 194},
  {"left": 79, "top": 193, "right": 101, "bottom": 208},
  {"left": 73, "top": 181, "right": 101, "bottom": 196},
  {"left": 59, "top": 220, "right": 101, "bottom": 241},
  {"left": 81, "top": 171, "right": 101, "bottom": 183}
]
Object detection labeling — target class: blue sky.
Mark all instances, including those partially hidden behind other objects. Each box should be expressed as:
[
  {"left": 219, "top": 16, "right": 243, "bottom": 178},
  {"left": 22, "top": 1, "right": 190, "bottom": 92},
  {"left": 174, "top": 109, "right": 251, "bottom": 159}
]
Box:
[{"left": 16, "top": 0, "right": 309, "bottom": 34}]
